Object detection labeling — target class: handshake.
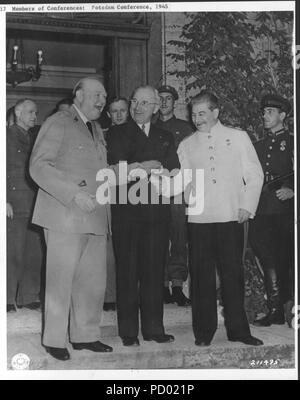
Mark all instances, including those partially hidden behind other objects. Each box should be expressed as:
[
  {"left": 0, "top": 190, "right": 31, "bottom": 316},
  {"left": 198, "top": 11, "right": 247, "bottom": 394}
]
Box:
[
  {"left": 127, "top": 160, "right": 172, "bottom": 197},
  {"left": 127, "top": 160, "right": 163, "bottom": 181}
]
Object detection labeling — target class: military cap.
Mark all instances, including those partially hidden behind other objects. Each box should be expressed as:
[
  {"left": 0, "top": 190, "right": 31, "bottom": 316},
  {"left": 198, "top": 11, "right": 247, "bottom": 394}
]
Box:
[
  {"left": 261, "top": 94, "right": 291, "bottom": 115},
  {"left": 157, "top": 85, "right": 179, "bottom": 100}
]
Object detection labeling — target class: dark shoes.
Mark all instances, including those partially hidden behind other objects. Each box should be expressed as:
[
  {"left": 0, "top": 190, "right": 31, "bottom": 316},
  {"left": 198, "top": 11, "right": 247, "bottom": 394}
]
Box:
[
  {"left": 253, "top": 309, "right": 285, "bottom": 327},
  {"left": 143, "top": 334, "right": 175, "bottom": 343},
  {"left": 195, "top": 339, "right": 211, "bottom": 347},
  {"left": 164, "top": 287, "right": 173, "bottom": 304},
  {"left": 103, "top": 302, "right": 116, "bottom": 311},
  {"left": 7, "top": 304, "right": 17, "bottom": 312},
  {"left": 45, "top": 346, "right": 70, "bottom": 361},
  {"left": 72, "top": 341, "right": 113, "bottom": 352},
  {"left": 229, "top": 335, "right": 264, "bottom": 346},
  {"left": 172, "top": 287, "right": 191, "bottom": 307},
  {"left": 122, "top": 337, "right": 140, "bottom": 347}
]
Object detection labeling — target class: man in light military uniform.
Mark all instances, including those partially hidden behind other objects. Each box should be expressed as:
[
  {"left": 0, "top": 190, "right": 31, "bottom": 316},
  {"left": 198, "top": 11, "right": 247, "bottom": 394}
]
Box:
[
  {"left": 155, "top": 91, "right": 264, "bottom": 346},
  {"left": 249, "top": 94, "right": 294, "bottom": 327},
  {"left": 7, "top": 99, "right": 43, "bottom": 312},
  {"left": 155, "top": 85, "right": 193, "bottom": 306},
  {"left": 30, "top": 77, "right": 113, "bottom": 361}
]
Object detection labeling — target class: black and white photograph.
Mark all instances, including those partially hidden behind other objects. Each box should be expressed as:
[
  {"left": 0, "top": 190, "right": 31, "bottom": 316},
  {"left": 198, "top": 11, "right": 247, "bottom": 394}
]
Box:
[{"left": 1, "top": 1, "right": 298, "bottom": 380}]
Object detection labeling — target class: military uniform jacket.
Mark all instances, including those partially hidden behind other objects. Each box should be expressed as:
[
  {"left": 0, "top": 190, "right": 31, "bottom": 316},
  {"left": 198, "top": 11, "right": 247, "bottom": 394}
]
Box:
[
  {"left": 254, "top": 128, "right": 294, "bottom": 215},
  {"left": 107, "top": 119, "right": 180, "bottom": 222},
  {"left": 177, "top": 121, "right": 264, "bottom": 223},
  {"left": 30, "top": 105, "right": 110, "bottom": 234},
  {"left": 155, "top": 116, "right": 193, "bottom": 149},
  {"left": 7, "top": 124, "right": 38, "bottom": 218}
]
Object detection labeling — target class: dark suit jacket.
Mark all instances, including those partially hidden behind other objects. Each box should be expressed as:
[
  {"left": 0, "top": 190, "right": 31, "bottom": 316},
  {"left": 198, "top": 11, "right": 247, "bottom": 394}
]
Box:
[
  {"left": 7, "top": 124, "right": 38, "bottom": 217},
  {"left": 254, "top": 129, "right": 293, "bottom": 215},
  {"left": 107, "top": 120, "right": 180, "bottom": 222}
]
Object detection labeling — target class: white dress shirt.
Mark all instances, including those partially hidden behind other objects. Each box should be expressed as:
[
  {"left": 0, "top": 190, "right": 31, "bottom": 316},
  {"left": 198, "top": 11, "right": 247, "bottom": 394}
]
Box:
[{"left": 138, "top": 122, "right": 151, "bottom": 137}]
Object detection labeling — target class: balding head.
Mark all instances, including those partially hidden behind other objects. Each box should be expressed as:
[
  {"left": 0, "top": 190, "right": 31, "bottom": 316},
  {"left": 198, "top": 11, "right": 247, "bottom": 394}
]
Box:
[
  {"left": 14, "top": 99, "right": 37, "bottom": 131},
  {"left": 130, "top": 85, "right": 160, "bottom": 124},
  {"left": 73, "top": 77, "right": 107, "bottom": 120}
]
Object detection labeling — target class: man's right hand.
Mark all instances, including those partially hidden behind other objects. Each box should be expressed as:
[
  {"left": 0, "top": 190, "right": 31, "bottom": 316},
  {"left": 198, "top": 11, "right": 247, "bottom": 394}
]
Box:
[
  {"left": 74, "top": 191, "right": 96, "bottom": 213},
  {"left": 7, "top": 203, "right": 13, "bottom": 219}
]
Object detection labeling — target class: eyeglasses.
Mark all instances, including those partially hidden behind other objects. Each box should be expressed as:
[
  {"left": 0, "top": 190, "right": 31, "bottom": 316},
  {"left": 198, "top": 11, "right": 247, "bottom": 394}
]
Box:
[{"left": 130, "top": 99, "right": 158, "bottom": 108}]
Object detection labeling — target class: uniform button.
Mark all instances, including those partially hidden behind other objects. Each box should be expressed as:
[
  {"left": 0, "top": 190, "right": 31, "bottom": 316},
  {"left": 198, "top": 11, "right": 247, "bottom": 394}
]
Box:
[
  {"left": 208, "top": 135, "right": 212, "bottom": 139},
  {"left": 12, "top": 187, "right": 16, "bottom": 190},
  {"left": 210, "top": 156, "right": 214, "bottom": 160},
  {"left": 212, "top": 179, "right": 216, "bottom": 184},
  {"left": 267, "top": 154, "right": 271, "bottom": 158},
  {"left": 17, "top": 149, "right": 21, "bottom": 153},
  {"left": 211, "top": 167, "right": 215, "bottom": 172},
  {"left": 209, "top": 146, "right": 213, "bottom": 150},
  {"left": 269, "top": 146, "right": 273, "bottom": 150},
  {"left": 272, "top": 139, "right": 275, "bottom": 143},
  {"left": 266, "top": 171, "right": 269, "bottom": 175},
  {"left": 266, "top": 162, "right": 269, "bottom": 166}
]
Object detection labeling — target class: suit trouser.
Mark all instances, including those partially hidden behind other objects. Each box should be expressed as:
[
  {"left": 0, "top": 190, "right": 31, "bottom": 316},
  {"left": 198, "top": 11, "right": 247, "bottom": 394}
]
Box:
[
  {"left": 104, "top": 234, "right": 116, "bottom": 303},
  {"left": 43, "top": 229, "right": 106, "bottom": 348},
  {"left": 7, "top": 216, "right": 43, "bottom": 306},
  {"left": 112, "top": 219, "right": 169, "bottom": 338},
  {"left": 188, "top": 222, "right": 250, "bottom": 342},
  {"left": 164, "top": 199, "right": 188, "bottom": 287},
  {"left": 249, "top": 213, "right": 294, "bottom": 308}
]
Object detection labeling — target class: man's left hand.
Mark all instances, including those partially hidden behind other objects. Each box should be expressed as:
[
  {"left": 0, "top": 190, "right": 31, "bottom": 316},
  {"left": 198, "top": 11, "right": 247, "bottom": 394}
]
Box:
[
  {"left": 276, "top": 187, "right": 294, "bottom": 201},
  {"left": 238, "top": 208, "right": 251, "bottom": 223}
]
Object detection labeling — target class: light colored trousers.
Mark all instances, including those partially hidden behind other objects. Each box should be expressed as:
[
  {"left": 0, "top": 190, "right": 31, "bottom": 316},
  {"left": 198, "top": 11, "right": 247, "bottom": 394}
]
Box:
[{"left": 43, "top": 229, "right": 106, "bottom": 347}]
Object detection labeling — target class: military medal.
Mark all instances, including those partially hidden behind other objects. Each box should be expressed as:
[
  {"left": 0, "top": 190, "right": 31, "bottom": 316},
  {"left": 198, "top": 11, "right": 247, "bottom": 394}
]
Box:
[{"left": 280, "top": 140, "right": 286, "bottom": 151}]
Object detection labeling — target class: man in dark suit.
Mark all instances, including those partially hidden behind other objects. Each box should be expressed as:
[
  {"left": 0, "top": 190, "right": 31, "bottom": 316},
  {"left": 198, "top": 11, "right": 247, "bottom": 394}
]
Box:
[
  {"left": 249, "top": 94, "right": 294, "bottom": 327},
  {"left": 7, "top": 99, "right": 43, "bottom": 312},
  {"left": 155, "top": 85, "right": 193, "bottom": 306},
  {"left": 107, "top": 85, "right": 179, "bottom": 347},
  {"left": 30, "top": 77, "right": 113, "bottom": 361}
]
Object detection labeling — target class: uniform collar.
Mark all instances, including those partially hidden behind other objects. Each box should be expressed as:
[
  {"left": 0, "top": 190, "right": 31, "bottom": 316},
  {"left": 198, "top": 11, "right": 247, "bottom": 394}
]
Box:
[
  {"left": 267, "top": 127, "right": 286, "bottom": 138},
  {"left": 158, "top": 115, "right": 176, "bottom": 123},
  {"left": 72, "top": 104, "right": 89, "bottom": 125},
  {"left": 15, "top": 123, "right": 29, "bottom": 136}
]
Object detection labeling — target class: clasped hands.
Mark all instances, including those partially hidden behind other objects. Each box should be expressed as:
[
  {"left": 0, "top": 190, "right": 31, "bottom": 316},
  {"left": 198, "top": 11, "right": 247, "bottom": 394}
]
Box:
[
  {"left": 276, "top": 187, "right": 294, "bottom": 201},
  {"left": 74, "top": 191, "right": 97, "bottom": 213},
  {"left": 127, "top": 160, "right": 162, "bottom": 181}
]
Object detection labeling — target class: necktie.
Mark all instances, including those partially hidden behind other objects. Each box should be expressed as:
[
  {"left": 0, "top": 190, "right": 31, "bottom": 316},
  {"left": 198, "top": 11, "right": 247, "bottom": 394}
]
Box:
[
  {"left": 142, "top": 124, "right": 146, "bottom": 134},
  {"left": 86, "top": 121, "right": 94, "bottom": 139}
]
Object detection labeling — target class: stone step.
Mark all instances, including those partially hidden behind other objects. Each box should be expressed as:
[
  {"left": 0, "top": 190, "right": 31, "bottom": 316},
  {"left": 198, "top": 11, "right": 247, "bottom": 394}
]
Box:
[
  {"left": 7, "top": 324, "right": 295, "bottom": 370},
  {"left": 7, "top": 305, "right": 295, "bottom": 370}
]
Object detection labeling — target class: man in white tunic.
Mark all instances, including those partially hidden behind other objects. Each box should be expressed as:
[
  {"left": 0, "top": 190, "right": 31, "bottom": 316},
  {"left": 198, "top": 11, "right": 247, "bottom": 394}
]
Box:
[{"left": 153, "top": 91, "right": 264, "bottom": 346}]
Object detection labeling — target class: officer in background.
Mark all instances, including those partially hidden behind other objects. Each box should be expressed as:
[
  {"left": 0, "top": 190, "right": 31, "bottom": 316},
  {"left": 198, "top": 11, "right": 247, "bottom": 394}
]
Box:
[
  {"left": 7, "top": 99, "right": 43, "bottom": 312},
  {"left": 155, "top": 85, "right": 193, "bottom": 306},
  {"left": 107, "top": 96, "right": 129, "bottom": 127},
  {"left": 249, "top": 94, "right": 294, "bottom": 327},
  {"left": 102, "top": 97, "right": 129, "bottom": 311}
]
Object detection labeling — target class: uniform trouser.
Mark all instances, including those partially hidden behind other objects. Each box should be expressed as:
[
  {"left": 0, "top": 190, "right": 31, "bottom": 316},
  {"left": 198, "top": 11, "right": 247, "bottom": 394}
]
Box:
[
  {"left": 188, "top": 222, "right": 250, "bottom": 342},
  {"left": 112, "top": 219, "right": 169, "bottom": 339},
  {"left": 164, "top": 199, "right": 188, "bottom": 288},
  {"left": 104, "top": 234, "right": 116, "bottom": 303},
  {"left": 42, "top": 229, "right": 107, "bottom": 348},
  {"left": 249, "top": 213, "right": 294, "bottom": 309},
  {"left": 7, "top": 216, "right": 43, "bottom": 306}
]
